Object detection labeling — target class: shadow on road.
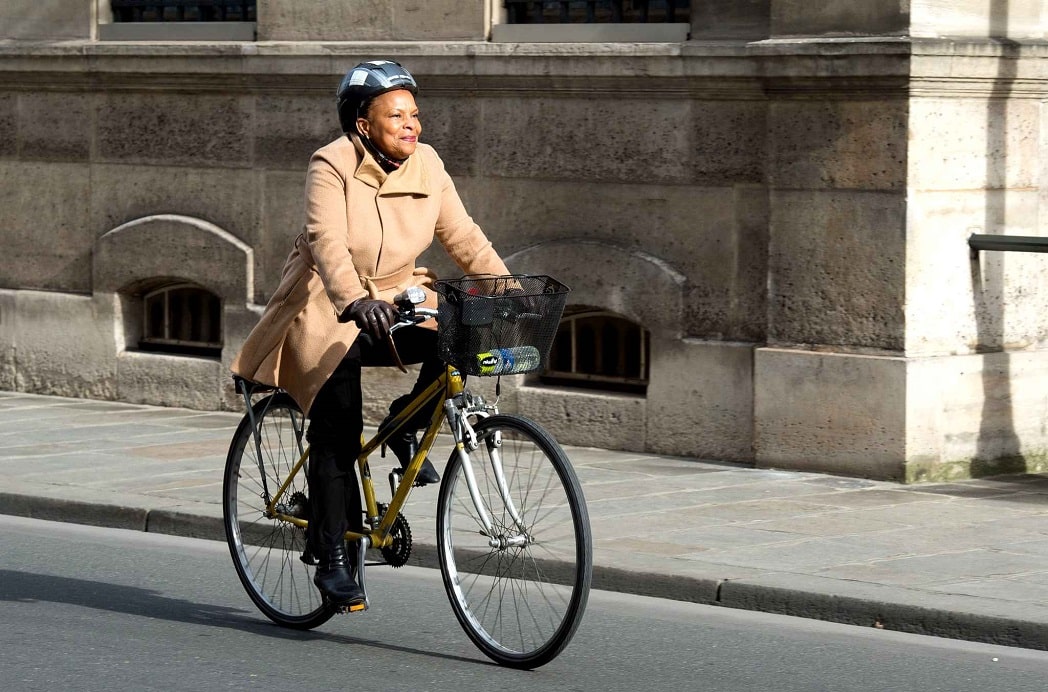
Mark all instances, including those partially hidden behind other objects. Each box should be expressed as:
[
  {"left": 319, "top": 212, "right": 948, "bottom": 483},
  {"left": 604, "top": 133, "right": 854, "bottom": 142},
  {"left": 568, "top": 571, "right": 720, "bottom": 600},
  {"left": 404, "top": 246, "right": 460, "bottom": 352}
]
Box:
[{"left": 0, "top": 568, "right": 492, "bottom": 666}]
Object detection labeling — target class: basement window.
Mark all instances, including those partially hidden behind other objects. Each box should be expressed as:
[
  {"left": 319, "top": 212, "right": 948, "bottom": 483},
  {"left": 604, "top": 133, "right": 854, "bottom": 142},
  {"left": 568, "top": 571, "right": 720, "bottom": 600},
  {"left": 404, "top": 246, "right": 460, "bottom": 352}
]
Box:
[
  {"left": 140, "top": 283, "right": 222, "bottom": 358},
  {"left": 541, "top": 308, "right": 649, "bottom": 394}
]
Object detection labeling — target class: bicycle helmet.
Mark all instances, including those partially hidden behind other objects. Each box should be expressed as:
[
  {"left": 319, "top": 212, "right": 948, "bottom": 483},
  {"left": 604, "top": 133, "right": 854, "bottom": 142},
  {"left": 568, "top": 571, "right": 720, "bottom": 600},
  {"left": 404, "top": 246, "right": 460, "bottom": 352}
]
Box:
[{"left": 336, "top": 60, "right": 419, "bottom": 134}]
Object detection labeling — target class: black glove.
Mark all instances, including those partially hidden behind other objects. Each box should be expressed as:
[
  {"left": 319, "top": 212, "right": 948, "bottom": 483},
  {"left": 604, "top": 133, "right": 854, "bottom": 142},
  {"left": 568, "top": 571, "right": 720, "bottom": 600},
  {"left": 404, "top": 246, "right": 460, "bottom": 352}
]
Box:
[{"left": 341, "top": 298, "right": 397, "bottom": 340}]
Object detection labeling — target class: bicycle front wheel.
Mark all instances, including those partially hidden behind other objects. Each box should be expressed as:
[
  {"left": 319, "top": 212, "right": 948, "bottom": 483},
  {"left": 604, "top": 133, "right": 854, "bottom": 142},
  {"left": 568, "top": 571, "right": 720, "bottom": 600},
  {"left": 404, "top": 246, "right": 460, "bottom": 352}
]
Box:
[
  {"left": 436, "top": 414, "right": 592, "bottom": 669},
  {"left": 223, "top": 392, "right": 333, "bottom": 629}
]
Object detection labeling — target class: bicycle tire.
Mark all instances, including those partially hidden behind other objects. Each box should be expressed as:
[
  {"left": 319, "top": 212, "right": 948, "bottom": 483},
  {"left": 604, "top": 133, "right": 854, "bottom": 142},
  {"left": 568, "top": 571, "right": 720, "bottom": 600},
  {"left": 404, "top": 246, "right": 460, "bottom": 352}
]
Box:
[
  {"left": 223, "top": 392, "right": 334, "bottom": 629},
  {"left": 436, "top": 414, "right": 592, "bottom": 668}
]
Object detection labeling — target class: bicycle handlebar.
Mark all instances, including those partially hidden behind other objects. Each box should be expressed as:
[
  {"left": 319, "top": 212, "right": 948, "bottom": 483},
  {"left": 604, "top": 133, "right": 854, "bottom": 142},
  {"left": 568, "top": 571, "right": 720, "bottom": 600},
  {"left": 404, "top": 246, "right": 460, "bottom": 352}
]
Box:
[{"left": 387, "top": 286, "right": 540, "bottom": 338}]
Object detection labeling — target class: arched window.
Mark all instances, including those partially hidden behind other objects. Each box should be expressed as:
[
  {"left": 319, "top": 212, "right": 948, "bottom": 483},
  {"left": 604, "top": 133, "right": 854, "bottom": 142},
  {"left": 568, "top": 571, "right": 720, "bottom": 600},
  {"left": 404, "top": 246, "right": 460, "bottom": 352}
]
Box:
[
  {"left": 541, "top": 307, "right": 649, "bottom": 394},
  {"left": 139, "top": 282, "right": 222, "bottom": 358}
]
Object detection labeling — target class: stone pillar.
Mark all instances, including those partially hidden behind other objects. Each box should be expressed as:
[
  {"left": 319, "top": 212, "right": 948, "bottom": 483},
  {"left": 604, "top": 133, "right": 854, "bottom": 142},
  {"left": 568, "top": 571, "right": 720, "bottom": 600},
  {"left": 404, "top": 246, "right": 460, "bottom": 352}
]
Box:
[{"left": 755, "top": 1, "right": 1048, "bottom": 481}]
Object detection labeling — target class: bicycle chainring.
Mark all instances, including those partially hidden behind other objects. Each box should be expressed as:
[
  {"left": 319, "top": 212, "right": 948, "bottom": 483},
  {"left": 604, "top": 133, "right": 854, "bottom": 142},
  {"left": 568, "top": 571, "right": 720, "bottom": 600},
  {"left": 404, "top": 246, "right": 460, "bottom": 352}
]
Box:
[
  {"left": 377, "top": 504, "right": 412, "bottom": 568},
  {"left": 287, "top": 491, "right": 310, "bottom": 520}
]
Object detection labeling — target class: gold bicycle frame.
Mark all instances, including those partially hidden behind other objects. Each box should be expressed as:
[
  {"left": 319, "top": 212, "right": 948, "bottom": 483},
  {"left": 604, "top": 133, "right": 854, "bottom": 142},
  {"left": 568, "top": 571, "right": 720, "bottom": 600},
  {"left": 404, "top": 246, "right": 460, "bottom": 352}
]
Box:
[{"left": 262, "top": 365, "right": 466, "bottom": 551}]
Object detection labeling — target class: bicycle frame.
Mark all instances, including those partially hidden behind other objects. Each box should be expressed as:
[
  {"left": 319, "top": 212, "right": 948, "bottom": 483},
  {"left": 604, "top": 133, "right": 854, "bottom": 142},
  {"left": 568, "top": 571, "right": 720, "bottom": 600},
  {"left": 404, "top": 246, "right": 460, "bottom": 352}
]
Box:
[{"left": 243, "top": 363, "right": 520, "bottom": 560}]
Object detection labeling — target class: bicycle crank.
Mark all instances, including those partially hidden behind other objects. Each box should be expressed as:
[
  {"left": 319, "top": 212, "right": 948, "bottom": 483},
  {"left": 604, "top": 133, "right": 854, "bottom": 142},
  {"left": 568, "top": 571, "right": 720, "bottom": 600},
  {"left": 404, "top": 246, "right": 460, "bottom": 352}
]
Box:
[{"left": 377, "top": 503, "right": 413, "bottom": 567}]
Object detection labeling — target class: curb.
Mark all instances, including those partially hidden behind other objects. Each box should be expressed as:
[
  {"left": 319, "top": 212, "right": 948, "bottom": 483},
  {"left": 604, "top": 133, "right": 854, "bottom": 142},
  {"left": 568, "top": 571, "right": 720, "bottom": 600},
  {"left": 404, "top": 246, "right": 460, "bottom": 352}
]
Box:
[{"left": 4, "top": 492, "right": 1047, "bottom": 652}]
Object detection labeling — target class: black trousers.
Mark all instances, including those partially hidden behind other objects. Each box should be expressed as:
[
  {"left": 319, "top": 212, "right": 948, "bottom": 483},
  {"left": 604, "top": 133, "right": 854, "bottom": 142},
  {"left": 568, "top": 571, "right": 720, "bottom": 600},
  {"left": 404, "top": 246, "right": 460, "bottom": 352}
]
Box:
[{"left": 305, "top": 327, "right": 444, "bottom": 555}]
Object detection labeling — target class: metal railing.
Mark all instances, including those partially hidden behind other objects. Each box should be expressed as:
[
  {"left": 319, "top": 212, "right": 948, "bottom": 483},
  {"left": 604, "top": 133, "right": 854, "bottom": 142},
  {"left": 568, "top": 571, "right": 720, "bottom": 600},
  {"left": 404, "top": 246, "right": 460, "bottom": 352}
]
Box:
[
  {"left": 110, "top": 0, "right": 256, "bottom": 22},
  {"left": 968, "top": 234, "right": 1048, "bottom": 254},
  {"left": 504, "top": 0, "right": 689, "bottom": 24}
]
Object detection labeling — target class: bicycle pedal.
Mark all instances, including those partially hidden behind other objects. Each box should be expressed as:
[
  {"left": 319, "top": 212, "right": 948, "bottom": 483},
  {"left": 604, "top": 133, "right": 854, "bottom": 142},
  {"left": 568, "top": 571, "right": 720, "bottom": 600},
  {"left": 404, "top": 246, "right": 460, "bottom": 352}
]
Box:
[{"left": 336, "top": 601, "right": 368, "bottom": 614}]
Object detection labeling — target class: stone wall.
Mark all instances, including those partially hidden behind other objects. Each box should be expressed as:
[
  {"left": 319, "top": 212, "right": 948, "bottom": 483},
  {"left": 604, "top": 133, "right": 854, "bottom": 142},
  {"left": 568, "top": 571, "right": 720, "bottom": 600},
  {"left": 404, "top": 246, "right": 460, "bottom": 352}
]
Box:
[{"left": 2, "top": 1, "right": 1048, "bottom": 480}]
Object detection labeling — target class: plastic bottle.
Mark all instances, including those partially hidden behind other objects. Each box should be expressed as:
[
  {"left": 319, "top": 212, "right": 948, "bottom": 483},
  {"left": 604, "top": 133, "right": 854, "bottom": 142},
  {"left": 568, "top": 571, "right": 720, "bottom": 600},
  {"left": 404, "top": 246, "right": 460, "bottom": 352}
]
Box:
[{"left": 475, "top": 346, "right": 541, "bottom": 375}]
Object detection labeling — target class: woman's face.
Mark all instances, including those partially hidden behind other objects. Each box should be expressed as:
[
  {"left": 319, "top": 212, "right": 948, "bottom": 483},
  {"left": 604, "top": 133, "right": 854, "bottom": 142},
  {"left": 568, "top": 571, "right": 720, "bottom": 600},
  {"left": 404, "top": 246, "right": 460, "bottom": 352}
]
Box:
[{"left": 357, "top": 89, "right": 421, "bottom": 160}]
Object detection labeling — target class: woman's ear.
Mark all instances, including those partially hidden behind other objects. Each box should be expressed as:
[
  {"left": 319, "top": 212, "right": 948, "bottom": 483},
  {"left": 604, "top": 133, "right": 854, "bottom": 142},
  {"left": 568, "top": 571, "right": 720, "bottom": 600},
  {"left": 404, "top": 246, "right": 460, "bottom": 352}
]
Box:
[{"left": 355, "top": 117, "right": 370, "bottom": 139}]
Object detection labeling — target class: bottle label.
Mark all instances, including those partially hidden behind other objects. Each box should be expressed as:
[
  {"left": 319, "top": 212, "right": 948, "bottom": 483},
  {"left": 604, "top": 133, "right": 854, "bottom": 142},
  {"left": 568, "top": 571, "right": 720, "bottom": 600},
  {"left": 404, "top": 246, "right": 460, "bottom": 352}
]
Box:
[
  {"left": 475, "top": 346, "right": 540, "bottom": 375},
  {"left": 477, "top": 352, "right": 501, "bottom": 374}
]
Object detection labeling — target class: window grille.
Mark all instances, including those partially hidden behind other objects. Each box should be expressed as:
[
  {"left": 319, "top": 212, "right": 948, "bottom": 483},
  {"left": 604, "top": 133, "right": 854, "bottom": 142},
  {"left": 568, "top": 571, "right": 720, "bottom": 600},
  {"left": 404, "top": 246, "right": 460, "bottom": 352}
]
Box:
[
  {"left": 141, "top": 283, "right": 222, "bottom": 358},
  {"left": 110, "top": 0, "right": 256, "bottom": 22},
  {"left": 541, "top": 308, "right": 650, "bottom": 394},
  {"left": 505, "top": 0, "right": 689, "bottom": 24}
]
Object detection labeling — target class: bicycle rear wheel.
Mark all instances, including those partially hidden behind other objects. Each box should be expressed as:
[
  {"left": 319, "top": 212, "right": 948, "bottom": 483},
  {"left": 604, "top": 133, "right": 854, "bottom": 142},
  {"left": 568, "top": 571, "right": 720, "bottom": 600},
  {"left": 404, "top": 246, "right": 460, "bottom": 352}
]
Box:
[
  {"left": 223, "top": 392, "right": 333, "bottom": 629},
  {"left": 436, "top": 414, "right": 592, "bottom": 669}
]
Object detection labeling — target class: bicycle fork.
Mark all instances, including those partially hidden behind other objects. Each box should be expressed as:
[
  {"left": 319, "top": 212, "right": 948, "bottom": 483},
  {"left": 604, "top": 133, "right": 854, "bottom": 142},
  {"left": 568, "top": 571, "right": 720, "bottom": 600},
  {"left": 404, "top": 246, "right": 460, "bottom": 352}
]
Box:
[{"left": 447, "top": 395, "right": 530, "bottom": 548}]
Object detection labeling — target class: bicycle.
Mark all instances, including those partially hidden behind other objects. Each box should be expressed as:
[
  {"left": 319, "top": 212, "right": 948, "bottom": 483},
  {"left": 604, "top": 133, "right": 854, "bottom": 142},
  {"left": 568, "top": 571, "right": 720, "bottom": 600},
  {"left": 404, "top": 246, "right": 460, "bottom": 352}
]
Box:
[{"left": 222, "top": 274, "right": 593, "bottom": 669}]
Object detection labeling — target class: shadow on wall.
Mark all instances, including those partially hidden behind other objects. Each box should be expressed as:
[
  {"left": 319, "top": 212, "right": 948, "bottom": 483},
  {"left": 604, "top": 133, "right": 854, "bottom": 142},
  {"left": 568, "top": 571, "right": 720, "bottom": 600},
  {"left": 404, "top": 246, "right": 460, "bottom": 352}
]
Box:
[{"left": 970, "top": 0, "right": 1024, "bottom": 477}]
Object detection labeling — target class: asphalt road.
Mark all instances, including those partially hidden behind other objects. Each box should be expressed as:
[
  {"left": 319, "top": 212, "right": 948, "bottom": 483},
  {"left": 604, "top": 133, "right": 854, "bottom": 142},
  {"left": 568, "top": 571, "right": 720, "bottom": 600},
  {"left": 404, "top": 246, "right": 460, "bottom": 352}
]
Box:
[{"left": 3, "top": 515, "right": 1048, "bottom": 692}]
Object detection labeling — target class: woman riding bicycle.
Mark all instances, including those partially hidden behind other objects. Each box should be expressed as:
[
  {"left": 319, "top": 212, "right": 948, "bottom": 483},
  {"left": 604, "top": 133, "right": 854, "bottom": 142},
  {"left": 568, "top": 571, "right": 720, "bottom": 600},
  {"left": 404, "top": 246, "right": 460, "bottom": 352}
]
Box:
[{"left": 230, "top": 59, "right": 511, "bottom": 609}]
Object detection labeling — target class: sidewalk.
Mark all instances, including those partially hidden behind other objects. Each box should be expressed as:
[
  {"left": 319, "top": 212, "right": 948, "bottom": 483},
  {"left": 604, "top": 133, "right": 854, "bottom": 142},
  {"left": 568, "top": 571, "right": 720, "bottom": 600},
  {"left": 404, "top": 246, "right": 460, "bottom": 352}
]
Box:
[{"left": 3, "top": 390, "right": 1048, "bottom": 650}]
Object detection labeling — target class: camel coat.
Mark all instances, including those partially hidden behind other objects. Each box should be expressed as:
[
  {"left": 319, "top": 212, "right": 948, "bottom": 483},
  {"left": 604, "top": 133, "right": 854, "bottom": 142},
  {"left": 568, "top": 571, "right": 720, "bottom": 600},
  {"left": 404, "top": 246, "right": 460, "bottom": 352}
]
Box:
[{"left": 231, "top": 134, "right": 509, "bottom": 414}]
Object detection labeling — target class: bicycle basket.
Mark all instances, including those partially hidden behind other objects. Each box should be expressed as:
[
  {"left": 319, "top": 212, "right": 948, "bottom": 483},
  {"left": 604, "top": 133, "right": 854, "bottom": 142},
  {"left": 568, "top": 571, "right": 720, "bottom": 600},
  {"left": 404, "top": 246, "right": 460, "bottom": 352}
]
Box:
[{"left": 433, "top": 275, "right": 570, "bottom": 376}]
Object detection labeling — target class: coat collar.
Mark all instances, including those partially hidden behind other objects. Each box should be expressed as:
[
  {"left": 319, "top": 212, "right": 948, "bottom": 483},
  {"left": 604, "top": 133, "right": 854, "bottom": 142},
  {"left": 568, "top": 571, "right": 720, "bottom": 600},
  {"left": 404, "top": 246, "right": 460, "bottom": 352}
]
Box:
[{"left": 350, "top": 133, "right": 430, "bottom": 196}]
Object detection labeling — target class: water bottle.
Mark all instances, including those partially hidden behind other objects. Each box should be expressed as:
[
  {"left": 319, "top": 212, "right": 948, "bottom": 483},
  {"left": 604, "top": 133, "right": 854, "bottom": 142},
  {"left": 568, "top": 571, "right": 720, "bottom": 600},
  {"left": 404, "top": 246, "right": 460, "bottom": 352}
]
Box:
[{"left": 475, "top": 346, "right": 541, "bottom": 375}]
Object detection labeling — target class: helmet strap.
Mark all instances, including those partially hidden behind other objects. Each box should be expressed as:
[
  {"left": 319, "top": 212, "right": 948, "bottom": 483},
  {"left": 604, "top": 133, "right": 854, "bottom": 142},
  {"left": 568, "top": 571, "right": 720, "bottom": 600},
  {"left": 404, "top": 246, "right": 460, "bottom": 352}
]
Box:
[{"left": 358, "top": 132, "right": 406, "bottom": 173}]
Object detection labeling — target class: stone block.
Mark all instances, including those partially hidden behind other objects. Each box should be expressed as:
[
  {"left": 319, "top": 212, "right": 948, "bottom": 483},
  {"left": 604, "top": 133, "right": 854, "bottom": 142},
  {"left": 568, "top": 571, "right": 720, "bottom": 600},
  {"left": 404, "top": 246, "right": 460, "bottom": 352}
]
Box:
[
  {"left": 681, "top": 186, "right": 769, "bottom": 341},
  {"left": 646, "top": 339, "right": 755, "bottom": 462},
  {"left": 478, "top": 95, "right": 763, "bottom": 186},
  {"left": 479, "top": 97, "right": 694, "bottom": 185},
  {"left": 754, "top": 347, "right": 907, "bottom": 479},
  {"left": 690, "top": 0, "right": 770, "bottom": 40},
  {"left": 17, "top": 91, "right": 91, "bottom": 162},
  {"left": 89, "top": 164, "right": 263, "bottom": 258},
  {"left": 415, "top": 97, "right": 481, "bottom": 178},
  {"left": 6, "top": 291, "right": 118, "bottom": 400},
  {"left": 258, "top": 0, "right": 393, "bottom": 41},
  {"left": 396, "top": 0, "right": 486, "bottom": 40},
  {"left": 254, "top": 94, "right": 341, "bottom": 171},
  {"left": 259, "top": 171, "right": 308, "bottom": 302},
  {"left": 771, "top": 1, "right": 908, "bottom": 37},
  {"left": 456, "top": 177, "right": 735, "bottom": 278},
  {"left": 911, "top": 0, "right": 1045, "bottom": 39},
  {"left": 260, "top": 0, "right": 485, "bottom": 41},
  {"left": 909, "top": 98, "right": 1039, "bottom": 191},
  {"left": 768, "top": 99, "right": 908, "bottom": 191},
  {"left": 768, "top": 189, "right": 906, "bottom": 349},
  {"left": 906, "top": 189, "right": 1048, "bottom": 356},
  {"left": 0, "top": 161, "right": 92, "bottom": 292},
  {"left": 97, "top": 93, "right": 252, "bottom": 167},
  {"left": 691, "top": 100, "right": 767, "bottom": 185},
  {"left": 116, "top": 350, "right": 223, "bottom": 410},
  {"left": 730, "top": 186, "right": 771, "bottom": 342},
  {"left": 758, "top": 346, "right": 1048, "bottom": 482},
  {"left": 0, "top": 0, "right": 90, "bottom": 40},
  {"left": 0, "top": 290, "right": 17, "bottom": 390},
  {"left": 907, "top": 351, "right": 1048, "bottom": 481},
  {"left": 514, "top": 384, "right": 649, "bottom": 453},
  {"left": 0, "top": 93, "right": 15, "bottom": 158}
]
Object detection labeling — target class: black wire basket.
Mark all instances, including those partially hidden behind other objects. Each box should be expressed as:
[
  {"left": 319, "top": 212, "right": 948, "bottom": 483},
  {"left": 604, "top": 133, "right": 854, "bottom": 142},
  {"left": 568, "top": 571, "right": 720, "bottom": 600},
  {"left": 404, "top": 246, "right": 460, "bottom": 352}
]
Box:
[{"left": 434, "top": 275, "right": 570, "bottom": 376}]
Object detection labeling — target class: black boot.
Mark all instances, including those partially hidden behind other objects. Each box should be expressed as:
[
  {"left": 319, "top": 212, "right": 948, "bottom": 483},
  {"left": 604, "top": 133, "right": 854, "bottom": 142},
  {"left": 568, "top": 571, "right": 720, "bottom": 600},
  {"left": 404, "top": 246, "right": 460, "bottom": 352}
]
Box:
[
  {"left": 380, "top": 416, "right": 440, "bottom": 487},
  {"left": 314, "top": 543, "right": 366, "bottom": 608}
]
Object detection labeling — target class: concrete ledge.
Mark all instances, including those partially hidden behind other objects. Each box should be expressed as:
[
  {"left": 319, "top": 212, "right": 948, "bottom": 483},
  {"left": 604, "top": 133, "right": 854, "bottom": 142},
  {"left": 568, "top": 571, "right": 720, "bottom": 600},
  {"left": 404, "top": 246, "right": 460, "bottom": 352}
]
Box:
[
  {"left": 591, "top": 565, "right": 721, "bottom": 604},
  {"left": 0, "top": 493, "right": 147, "bottom": 531},
  {"left": 719, "top": 574, "right": 1048, "bottom": 650}
]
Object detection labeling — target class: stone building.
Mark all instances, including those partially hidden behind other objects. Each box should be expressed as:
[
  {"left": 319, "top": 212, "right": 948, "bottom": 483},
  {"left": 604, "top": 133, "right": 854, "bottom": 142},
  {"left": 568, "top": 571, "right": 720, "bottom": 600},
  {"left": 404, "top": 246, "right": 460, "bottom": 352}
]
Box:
[{"left": 2, "top": 1, "right": 1047, "bottom": 482}]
